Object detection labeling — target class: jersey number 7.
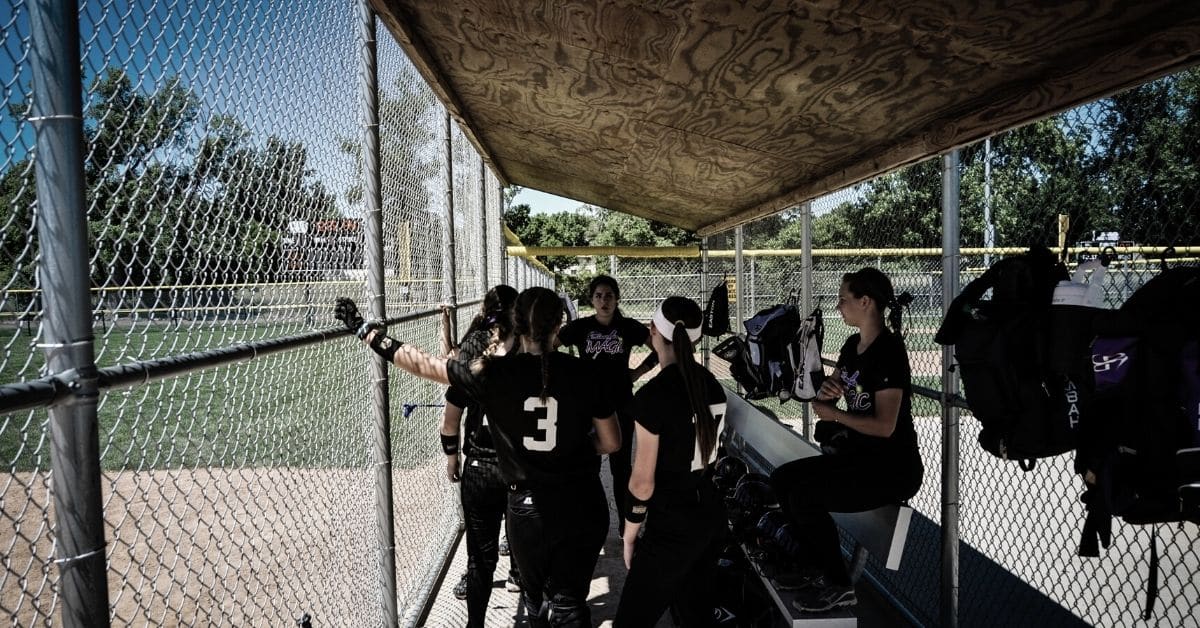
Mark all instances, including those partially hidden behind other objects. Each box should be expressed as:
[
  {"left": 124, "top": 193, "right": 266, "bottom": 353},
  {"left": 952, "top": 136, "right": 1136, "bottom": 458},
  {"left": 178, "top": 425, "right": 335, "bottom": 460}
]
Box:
[
  {"left": 522, "top": 397, "right": 559, "bottom": 452},
  {"left": 690, "top": 402, "right": 728, "bottom": 471}
]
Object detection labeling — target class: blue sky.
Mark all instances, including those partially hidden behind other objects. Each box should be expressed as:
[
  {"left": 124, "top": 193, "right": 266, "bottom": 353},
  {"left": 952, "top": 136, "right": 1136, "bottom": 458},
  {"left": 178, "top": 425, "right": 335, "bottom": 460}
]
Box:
[{"left": 511, "top": 188, "right": 588, "bottom": 215}]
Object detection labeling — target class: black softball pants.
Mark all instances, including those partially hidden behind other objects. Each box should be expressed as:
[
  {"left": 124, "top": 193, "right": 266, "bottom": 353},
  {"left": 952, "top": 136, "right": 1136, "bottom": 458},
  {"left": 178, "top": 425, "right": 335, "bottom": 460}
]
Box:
[
  {"left": 506, "top": 479, "right": 608, "bottom": 628},
  {"left": 460, "top": 455, "right": 516, "bottom": 628},
  {"left": 615, "top": 484, "right": 727, "bottom": 627},
  {"left": 769, "top": 451, "right": 922, "bottom": 586}
]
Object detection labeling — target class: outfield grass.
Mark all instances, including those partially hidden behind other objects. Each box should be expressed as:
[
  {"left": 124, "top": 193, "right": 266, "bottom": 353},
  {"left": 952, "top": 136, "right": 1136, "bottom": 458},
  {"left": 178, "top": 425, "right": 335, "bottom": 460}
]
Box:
[{"left": 1, "top": 319, "right": 450, "bottom": 472}]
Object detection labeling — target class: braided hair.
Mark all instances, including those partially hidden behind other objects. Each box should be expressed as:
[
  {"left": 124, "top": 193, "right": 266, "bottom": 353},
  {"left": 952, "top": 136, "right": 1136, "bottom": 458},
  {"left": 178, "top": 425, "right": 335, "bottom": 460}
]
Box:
[
  {"left": 512, "top": 287, "right": 564, "bottom": 402},
  {"left": 841, "top": 267, "right": 913, "bottom": 336},
  {"left": 466, "top": 285, "right": 518, "bottom": 373},
  {"left": 659, "top": 296, "right": 717, "bottom": 465}
]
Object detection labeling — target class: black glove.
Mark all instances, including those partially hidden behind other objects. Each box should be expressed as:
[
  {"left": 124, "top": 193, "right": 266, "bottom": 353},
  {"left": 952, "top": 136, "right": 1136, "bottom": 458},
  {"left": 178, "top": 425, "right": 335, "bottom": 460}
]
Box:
[{"left": 334, "top": 297, "right": 381, "bottom": 340}]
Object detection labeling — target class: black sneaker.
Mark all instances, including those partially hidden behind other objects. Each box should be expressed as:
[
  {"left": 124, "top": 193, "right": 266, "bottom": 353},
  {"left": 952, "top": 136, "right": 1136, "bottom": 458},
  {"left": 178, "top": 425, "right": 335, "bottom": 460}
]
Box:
[
  {"left": 453, "top": 573, "right": 469, "bottom": 600},
  {"left": 791, "top": 583, "right": 856, "bottom": 613},
  {"left": 505, "top": 574, "right": 522, "bottom": 592},
  {"left": 498, "top": 537, "right": 510, "bottom": 556},
  {"left": 771, "top": 570, "right": 824, "bottom": 591}
]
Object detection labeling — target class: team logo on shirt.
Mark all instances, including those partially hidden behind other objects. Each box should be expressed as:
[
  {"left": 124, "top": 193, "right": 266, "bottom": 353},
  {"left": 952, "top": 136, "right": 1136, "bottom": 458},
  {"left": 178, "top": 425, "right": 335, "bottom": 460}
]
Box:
[
  {"left": 584, "top": 329, "right": 624, "bottom": 355},
  {"left": 840, "top": 368, "right": 871, "bottom": 412}
]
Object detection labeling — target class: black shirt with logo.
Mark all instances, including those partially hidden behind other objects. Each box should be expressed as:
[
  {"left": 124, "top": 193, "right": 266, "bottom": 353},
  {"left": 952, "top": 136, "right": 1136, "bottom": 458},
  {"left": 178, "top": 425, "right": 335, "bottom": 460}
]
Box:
[
  {"left": 632, "top": 363, "right": 728, "bottom": 493},
  {"left": 447, "top": 351, "right": 616, "bottom": 486},
  {"left": 559, "top": 314, "right": 650, "bottom": 405},
  {"left": 832, "top": 330, "right": 919, "bottom": 459}
]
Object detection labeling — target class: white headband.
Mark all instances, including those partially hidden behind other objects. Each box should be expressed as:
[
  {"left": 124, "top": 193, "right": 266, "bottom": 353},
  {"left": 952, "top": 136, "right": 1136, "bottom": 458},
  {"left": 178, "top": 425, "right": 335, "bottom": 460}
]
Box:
[{"left": 652, "top": 303, "right": 702, "bottom": 343}]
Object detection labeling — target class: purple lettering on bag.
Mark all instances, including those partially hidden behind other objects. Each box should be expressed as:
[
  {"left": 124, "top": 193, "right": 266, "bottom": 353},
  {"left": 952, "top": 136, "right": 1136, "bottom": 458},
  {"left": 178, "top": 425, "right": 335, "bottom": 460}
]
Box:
[{"left": 1092, "top": 336, "right": 1137, "bottom": 391}]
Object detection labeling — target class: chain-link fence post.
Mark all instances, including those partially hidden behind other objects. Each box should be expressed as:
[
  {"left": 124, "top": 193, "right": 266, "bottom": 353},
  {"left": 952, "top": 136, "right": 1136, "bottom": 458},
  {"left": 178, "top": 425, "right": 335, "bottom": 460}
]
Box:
[
  {"left": 29, "top": 1, "right": 110, "bottom": 624},
  {"left": 700, "top": 237, "right": 710, "bottom": 368},
  {"left": 800, "top": 200, "right": 814, "bottom": 439},
  {"left": 479, "top": 159, "right": 488, "bottom": 293},
  {"left": 940, "top": 149, "right": 962, "bottom": 628},
  {"left": 749, "top": 256, "right": 756, "bottom": 315},
  {"left": 357, "top": 2, "right": 398, "bottom": 624},
  {"left": 442, "top": 113, "right": 458, "bottom": 337}
]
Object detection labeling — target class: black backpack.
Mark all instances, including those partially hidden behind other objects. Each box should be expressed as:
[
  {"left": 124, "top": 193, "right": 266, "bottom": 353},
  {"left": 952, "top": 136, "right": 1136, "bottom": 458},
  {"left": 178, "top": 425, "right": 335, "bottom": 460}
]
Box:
[
  {"left": 714, "top": 303, "right": 804, "bottom": 402},
  {"left": 935, "top": 246, "right": 1077, "bottom": 469},
  {"left": 1076, "top": 261, "right": 1200, "bottom": 619},
  {"left": 703, "top": 280, "right": 732, "bottom": 337}
]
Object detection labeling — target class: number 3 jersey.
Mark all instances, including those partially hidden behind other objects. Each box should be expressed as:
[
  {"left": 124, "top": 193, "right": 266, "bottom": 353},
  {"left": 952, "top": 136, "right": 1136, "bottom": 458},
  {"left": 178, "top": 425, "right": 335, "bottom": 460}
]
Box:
[
  {"left": 447, "top": 351, "right": 616, "bottom": 487},
  {"left": 632, "top": 363, "right": 728, "bottom": 492}
]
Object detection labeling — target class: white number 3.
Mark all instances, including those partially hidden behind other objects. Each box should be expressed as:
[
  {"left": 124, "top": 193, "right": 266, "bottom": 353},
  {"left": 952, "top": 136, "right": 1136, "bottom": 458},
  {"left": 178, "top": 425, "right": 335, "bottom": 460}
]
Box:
[{"left": 522, "top": 397, "right": 559, "bottom": 452}]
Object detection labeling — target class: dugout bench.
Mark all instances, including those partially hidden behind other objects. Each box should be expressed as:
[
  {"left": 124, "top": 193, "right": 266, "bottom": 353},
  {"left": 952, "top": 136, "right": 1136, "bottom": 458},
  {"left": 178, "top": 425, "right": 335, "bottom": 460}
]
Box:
[{"left": 722, "top": 388, "right": 914, "bottom": 628}]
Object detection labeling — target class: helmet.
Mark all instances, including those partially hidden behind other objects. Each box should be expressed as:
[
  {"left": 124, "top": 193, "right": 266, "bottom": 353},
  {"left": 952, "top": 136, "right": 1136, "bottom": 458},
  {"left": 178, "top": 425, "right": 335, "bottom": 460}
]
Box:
[
  {"left": 754, "top": 510, "right": 790, "bottom": 549},
  {"left": 772, "top": 523, "right": 805, "bottom": 560},
  {"left": 713, "top": 456, "right": 748, "bottom": 496},
  {"left": 727, "top": 476, "right": 780, "bottom": 535}
]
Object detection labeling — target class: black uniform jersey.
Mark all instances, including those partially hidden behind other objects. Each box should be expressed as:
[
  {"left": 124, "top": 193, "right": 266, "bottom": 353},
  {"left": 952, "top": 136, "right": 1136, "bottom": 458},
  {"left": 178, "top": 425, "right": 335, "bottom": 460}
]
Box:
[
  {"left": 559, "top": 315, "right": 650, "bottom": 405},
  {"left": 833, "top": 330, "right": 919, "bottom": 458},
  {"left": 447, "top": 351, "right": 616, "bottom": 486},
  {"left": 445, "top": 328, "right": 496, "bottom": 458},
  {"left": 632, "top": 363, "right": 728, "bottom": 492}
]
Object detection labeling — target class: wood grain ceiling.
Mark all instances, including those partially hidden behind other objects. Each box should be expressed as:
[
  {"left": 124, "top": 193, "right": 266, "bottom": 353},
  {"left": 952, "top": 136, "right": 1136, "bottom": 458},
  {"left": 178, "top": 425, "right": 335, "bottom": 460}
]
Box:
[{"left": 371, "top": 0, "right": 1200, "bottom": 235}]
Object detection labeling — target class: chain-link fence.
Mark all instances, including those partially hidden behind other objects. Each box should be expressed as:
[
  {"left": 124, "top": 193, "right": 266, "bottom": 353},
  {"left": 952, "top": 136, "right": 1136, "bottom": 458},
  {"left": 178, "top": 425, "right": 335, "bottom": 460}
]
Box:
[
  {"left": 569, "top": 67, "right": 1200, "bottom": 627},
  {"left": 0, "top": 1, "right": 553, "bottom": 625}
]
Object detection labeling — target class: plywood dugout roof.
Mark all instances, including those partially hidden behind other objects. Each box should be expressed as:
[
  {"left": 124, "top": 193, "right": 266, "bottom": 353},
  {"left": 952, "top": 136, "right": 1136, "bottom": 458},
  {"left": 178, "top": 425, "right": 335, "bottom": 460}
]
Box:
[{"left": 371, "top": 1, "right": 1200, "bottom": 236}]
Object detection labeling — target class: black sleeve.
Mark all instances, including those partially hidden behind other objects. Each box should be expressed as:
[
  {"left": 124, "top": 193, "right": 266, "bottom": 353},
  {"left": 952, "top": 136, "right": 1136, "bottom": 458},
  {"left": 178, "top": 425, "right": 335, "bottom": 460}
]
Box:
[
  {"left": 558, "top": 320, "right": 582, "bottom": 348},
  {"left": 445, "top": 384, "right": 469, "bottom": 408},
  {"left": 446, "top": 358, "right": 487, "bottom": 402},
  {"left": 625, "top": 319, "right": 650, "bottom": 346},
  {"left": 456, "top": 330, "right": 490, "bottom": 362},
  {"left": 874, "top": 335, "right": 912, "bottom": 391},
  {"left": 632, "top": 385, "right": 663, "bottom": 434}
]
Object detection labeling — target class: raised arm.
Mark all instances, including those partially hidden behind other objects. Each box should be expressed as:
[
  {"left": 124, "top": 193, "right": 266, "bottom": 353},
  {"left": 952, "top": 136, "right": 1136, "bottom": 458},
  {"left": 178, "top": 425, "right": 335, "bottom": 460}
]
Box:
[{"left": 335, "top": 297, "right": 451, "bottom": 386}]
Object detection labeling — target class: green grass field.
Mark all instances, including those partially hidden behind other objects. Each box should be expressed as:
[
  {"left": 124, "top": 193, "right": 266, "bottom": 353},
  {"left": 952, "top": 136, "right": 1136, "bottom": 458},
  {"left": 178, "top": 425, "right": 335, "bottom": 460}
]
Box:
[{"left": 1, "top": 318, "right": 450, "bottom": 472}]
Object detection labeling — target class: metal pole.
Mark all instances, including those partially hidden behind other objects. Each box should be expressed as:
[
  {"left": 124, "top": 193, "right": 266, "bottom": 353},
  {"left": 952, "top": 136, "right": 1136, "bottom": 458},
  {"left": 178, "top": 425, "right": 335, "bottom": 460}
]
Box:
[
  {"left": 609, "top": 254, "right": 618, "bottom": 278},
  {"left": 734, "top": 226, "right": 744, "bottom": 326},
  {"left": 940, "top": 150, "right": 962, "bottom": 628},
  {"left": 30, "top": 1, "right": 109, "bottom": 624},
  {"left": 499, "top": 186, "right": 508, "bottom": 286},
  {"left": 443, "top": 112, "right": 458, "bottom": 339},
  {"left": 480, "top": 158, "right": 488, "bottom": 293},
  {"left": 749, "top": 256, "right": 756, "bottom": 314},
  {"left": 984, "top": 137, "right": 995, "bottom": 267},
  {"left": 800, "top": 201, "right": 814, "bottom": 439},
  {"left": 700, "top": 236, "right": 710, "bottom": 369},
  {"left": 357, "top": 3, "right": 398, "bottom": 625}
]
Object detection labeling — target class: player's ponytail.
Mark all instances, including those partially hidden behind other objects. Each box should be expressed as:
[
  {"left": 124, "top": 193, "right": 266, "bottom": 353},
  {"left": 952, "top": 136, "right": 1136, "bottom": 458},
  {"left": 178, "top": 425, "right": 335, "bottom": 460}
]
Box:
[
  {"left": 514, "top": 287, "right": 564, "bottom": 402},
  {"left": 655, "top": 296, "right": 715, "bottom": 465},
  {"left": 843, "top": 267, "right": 910, "bottom": 337}
]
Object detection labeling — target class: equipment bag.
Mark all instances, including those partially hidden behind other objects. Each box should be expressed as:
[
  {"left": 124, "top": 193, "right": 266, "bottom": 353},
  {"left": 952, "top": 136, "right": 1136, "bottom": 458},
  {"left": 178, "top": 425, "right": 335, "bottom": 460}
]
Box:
[
  {"left": 788, "top": 308, "right": 825, "bottom": 401},
  {"left": 703, "top": 280, "right": 732, "bottom": 337},
  {"left": 935, "top": 246, "right": 1077, "bottom": 469},
  {"left": 742, "top": 304, "right": 803, "bottom": 401}
]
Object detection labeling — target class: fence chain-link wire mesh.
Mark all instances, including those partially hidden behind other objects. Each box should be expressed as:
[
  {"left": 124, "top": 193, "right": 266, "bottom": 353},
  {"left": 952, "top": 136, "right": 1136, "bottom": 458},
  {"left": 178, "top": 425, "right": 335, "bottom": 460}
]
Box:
[
  {"left": 1, "top": 1, "right": 510, "bottom": 625},
  {"left": 588, "top": 67, "right": 1200, "bottom": 628}
]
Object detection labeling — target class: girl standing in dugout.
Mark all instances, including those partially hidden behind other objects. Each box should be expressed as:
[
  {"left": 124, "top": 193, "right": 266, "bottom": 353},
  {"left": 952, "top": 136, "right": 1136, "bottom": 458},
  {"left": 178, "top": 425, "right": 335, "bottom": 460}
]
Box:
[
  {"left": 769, "top": 268, "right": 922, "bottom": 614},
  {"left": 438, "top": 285, "right": 521, "bottom": 627},
  {"left": 616, "top": 296, "right": 728, "bottom": 627},
  {"left": 335, "top": 287, "right": 619, "bottom": 628},
  {"left": 557, "top": 275, "right": 657, "bottom": 536}
]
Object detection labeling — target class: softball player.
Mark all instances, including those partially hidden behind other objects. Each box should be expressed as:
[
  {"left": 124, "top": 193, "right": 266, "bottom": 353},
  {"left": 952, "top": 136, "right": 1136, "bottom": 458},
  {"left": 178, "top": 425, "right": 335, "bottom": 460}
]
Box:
[
  {"left": 335, "top": 287, "right": 620, "bottom": 627},
  {"left": 557, "top": 275, "right": 656, "bottom": 535},
  {"left": 615, "top": 296, "right": 729, "bottom": 627},
  {"left": 769, "top": 268, "right": 922, "bottom": 613},
  {"left": 440, "top": 285, "right": 521, "bottom": 626}
]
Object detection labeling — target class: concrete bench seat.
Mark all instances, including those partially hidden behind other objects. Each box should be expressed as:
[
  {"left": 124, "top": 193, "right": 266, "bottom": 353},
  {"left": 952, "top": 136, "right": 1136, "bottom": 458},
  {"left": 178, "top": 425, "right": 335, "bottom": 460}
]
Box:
[{"left": 721, "top": 388, "right": 914, "bottom": 627}]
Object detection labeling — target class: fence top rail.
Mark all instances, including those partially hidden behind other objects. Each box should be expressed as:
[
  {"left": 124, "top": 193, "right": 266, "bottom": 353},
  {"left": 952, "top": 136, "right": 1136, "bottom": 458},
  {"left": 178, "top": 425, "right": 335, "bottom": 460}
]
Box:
[{"left": 506, "top": 245, "right": 1200, "bottom": 259}]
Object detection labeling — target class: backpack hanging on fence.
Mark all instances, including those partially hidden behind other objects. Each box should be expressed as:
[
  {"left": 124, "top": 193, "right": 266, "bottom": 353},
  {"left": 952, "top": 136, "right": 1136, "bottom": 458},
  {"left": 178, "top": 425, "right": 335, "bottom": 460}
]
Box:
[
  {"left": 788, "top": 308, "right": 825, "bottom": 401},
  {"left": 715, "top": 303, "right": 802, "bottom": 401},
  {"left": 1075, "top": 250, "right": 1200, "bottom": 619},
  {"left": 704, "top": 279, "right": 732, "bottom": 337},
  {"left": 935, "top": 245, "right": 1082, "bottom": 470}
]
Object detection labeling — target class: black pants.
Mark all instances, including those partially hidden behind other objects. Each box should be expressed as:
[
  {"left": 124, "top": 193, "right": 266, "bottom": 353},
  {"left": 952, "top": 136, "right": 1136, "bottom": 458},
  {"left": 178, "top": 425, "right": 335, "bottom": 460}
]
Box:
[
  {"left": 609, "top": 408, "right": 635, "bottom": 535},
  {"left": 506, "top": 479, "right": 608, "bottom": 628},
  {"left": 769, "top": 451, "right": 922, "bottom": 586},
  {"left": 615, "top": 485, "right": 727, "bottom": 627},
  {"left": 461, "top": 456, "right": 517, "bottom": 628}
]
